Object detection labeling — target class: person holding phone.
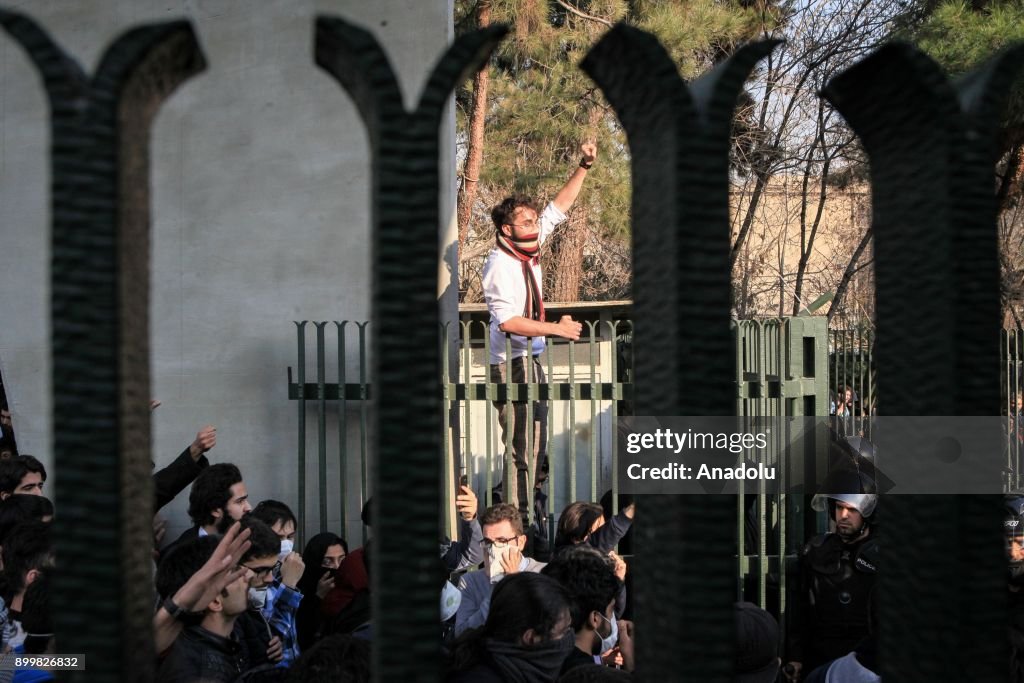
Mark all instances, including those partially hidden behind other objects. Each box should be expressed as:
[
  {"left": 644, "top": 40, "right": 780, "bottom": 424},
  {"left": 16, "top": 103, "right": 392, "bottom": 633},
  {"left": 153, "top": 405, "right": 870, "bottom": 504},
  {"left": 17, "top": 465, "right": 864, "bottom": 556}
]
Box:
[
  {"left": 294, "top": 532, "right": 348, "bottom": 651},
  {"left": 442, "top": 483, "right": 483, "bottom": 572}
]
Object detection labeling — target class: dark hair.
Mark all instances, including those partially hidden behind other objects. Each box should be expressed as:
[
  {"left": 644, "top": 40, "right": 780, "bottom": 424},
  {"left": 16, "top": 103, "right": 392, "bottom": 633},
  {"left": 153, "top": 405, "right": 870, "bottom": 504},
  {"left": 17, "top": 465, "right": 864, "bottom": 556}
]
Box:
[
  {"left": 155, "top": 535, "right": 220, "bottom": 601},
  {"left": 542, "top": 545, "right": 621, "bottom": 631},
  {"left": 449, "top": 573, "right": 570, "bottom": 673},
  {"left": 480, "top": 503, "right": 524, "bottom": 536},
  {"left": 0, "top": 455, "right": 46, "bottom": 495},
  {"left": 2, "top": 520, "right": 54, "bottom": 598},
  {"left": 490, "top": 572, "right": 570, "bottom": 640},
  {"left": 555, "top": 502, "right": 604, "bottom": 550},
  {"left": 239, "top": 516, "right": 282, "bottom": 563},
  {"left": 188, "top": 463, "right": 243, "bottom": 526},
  {"left": 286, "top": 634, "right": 371, "bottom": 683},
  {"left": 298, "top": 532, "right": 346, "bottom": 597},
  {"left": 491, "top": 194, "right": 541, "bottom": 232},
  {"left": 0, "top": 495, "right": 53, "bottom": 544},
  {"left": 21, "top": 570, "right": 51, "bottom": 654},
  {"left": 252, "top": 500, "right": 297, "bottom": 532}
]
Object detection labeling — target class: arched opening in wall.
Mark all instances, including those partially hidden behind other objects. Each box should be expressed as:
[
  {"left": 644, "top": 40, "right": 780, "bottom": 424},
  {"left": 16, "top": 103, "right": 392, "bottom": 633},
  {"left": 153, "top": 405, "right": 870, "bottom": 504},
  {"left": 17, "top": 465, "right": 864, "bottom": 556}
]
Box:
[
  {"left": 727, "top": 3, "right": 881, "bottom": 327},
  {"left": 451, "top": 2, "right": 634, "bottom": 546},
  {"left": 150, "top": 7, "right": 373, "bottom": 548},
  {"left": 723, "top": 0, "right": 891, "bottom": 655},
  {"left": 725, "top": 0, "right": 881, "bottom": 437},
  {"left": 998, "top": 152, "right": 1024, "bottom": 488}
]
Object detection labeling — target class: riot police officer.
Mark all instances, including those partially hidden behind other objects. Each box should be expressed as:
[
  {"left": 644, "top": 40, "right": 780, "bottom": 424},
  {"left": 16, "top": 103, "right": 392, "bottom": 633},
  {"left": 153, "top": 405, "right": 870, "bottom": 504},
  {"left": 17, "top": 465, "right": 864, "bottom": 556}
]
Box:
[{"left": 785, "top": 469, "right": 879, "bottom": 681}]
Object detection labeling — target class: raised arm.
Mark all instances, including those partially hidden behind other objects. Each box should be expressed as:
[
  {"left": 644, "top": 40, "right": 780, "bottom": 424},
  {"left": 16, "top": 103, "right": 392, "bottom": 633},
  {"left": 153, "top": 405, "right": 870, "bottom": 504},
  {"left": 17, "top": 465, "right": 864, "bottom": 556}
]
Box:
[
  {"left": 551, "top": 142, "right": 596, "bottom": 214},
  {"left": 154, "top": 522, "right": 251, "bottom": 656}
]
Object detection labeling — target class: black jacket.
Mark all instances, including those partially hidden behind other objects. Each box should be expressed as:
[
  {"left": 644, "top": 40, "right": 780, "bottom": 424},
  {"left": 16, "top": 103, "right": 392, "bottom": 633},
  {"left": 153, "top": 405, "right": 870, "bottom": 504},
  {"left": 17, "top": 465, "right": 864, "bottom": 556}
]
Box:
[
  {"left": 153, "top": 447, "right": 209, "bottom": 511},
  {"left": 234, "top": 609, "right": 276, "bottom": 669},
  {"left": 788, "top": 532, "right": 878, "bottom": 672},
  {"left": 159, "top": 525, "right": 203, "bottom": 566},
  {"left": 156, "top": 624, "right": 246, "bottom": 683}
]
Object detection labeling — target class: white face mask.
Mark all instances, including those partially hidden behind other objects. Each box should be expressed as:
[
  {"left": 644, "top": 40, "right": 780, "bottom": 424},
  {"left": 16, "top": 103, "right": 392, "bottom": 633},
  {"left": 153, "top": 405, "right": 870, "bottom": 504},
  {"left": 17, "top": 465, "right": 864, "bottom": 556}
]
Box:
[
  {"left": 279, "top": 539, "right": 293, "bottom": 560},
  {"left": 441, "top": 580, "right": 462, "bottom": 622},
  {"left": 487, "top": 544, "right": 515, "bottom": 583},
  {"left": 597, "top": 612, "right": 618, "bottom": 654},
  {"left": 248, "top": 586, "right": 268, "bottom": 610}
]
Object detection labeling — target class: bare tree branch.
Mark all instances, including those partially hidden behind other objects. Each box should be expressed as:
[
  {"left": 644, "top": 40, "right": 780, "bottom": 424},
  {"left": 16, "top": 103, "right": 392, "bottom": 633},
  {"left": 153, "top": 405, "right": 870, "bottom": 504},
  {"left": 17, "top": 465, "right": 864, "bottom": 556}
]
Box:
[
  {"left": 829, "top": 228, "right": 873, "bottom": 322},
  {"left": 554, "top": 0, "right": 613, "bottom": 28}
]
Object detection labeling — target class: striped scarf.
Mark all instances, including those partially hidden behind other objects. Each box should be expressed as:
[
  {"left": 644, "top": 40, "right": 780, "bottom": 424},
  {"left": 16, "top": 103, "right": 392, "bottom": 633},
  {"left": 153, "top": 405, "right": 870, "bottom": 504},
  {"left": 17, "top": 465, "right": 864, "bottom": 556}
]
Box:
[{"left": 496, "top": 232, "right": 545, "bottom": 322}]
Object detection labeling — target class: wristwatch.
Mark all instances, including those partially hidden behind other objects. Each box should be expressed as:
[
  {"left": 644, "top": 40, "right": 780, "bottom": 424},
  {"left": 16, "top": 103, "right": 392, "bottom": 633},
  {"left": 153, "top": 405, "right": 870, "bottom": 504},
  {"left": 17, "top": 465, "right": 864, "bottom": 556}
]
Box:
[{"left": 162, "top": 596, "right": 203, "bottom": 620}]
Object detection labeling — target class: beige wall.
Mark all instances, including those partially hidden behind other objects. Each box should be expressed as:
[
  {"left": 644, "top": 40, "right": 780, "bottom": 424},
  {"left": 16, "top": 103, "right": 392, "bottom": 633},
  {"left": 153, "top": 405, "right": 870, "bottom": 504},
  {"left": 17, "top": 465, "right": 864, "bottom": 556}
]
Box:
[
  {"left": 0, "top": 0, "right": 455, "bottom": 541},
  {"left": 731, "top": 175, "right": 873, "bottom": 320}
]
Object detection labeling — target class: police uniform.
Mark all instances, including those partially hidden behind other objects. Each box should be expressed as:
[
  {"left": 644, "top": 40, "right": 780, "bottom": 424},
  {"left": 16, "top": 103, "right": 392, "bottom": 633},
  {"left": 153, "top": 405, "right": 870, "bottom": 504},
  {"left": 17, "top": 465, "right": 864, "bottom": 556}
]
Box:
[{"left": 791, "top": 530, "right": 878, "bottom": 675}]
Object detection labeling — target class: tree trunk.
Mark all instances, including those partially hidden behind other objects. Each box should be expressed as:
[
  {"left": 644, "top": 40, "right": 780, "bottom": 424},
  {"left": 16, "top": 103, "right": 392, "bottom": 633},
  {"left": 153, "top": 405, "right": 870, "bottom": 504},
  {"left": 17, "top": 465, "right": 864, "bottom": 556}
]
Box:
[
  {"left": 456, "top": 0, "right": 492, "bottom": 256},
  {"left": 544, "top": 207, "right": 588, "bottom": 303},
  {"left": 997, "top": 138, "right": 1023, "bottom": 213}
]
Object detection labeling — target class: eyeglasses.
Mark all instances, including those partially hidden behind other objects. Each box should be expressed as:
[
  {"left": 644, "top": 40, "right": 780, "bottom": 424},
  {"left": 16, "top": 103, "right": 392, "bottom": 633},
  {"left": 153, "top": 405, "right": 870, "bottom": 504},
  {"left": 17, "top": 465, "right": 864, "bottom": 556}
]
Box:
[
  {"left": 480, "top": 536, "right": 520, "bottom": 549},
  {"left": 239, "top": 563, "right": 276, "bottom": 579},
  {"left": 506, "top": 220, "right": 537, "bottom": 229}
]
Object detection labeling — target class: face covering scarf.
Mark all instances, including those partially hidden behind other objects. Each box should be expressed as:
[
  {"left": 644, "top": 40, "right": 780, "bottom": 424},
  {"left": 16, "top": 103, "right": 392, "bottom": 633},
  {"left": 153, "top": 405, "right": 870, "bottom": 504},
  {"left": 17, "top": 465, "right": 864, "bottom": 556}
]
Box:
[
  {"left": 487, "top": 545, "right": 512, "bottom": 584},
  {"left": 496, "top": 230, "right": 545, "bottom": 323}
]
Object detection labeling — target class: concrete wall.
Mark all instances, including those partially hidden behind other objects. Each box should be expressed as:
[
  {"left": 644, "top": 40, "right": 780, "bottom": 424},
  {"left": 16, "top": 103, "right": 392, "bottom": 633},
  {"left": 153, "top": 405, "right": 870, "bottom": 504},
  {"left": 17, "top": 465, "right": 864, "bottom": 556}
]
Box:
[{"left": 0, "top": 0, "right": 456, "bottom": 543}]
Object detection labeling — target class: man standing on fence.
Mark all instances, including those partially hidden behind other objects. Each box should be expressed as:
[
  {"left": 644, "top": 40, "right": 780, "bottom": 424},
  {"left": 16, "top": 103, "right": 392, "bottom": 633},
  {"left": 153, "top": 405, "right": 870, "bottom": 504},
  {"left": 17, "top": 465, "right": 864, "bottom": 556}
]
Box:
[{"left": 482, "top": 142, "right": 595, "bottom": 516}]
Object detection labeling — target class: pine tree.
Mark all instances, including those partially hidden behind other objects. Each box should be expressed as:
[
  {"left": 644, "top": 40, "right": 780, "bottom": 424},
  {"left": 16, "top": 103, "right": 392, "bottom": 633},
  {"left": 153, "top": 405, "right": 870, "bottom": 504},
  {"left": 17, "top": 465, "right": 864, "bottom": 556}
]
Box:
[
  {"left": 455, "top": 0, "right": 766, "bottom": 302},
  {"left": 909, "top": 0, "right": 1024, "bottom": 321}
]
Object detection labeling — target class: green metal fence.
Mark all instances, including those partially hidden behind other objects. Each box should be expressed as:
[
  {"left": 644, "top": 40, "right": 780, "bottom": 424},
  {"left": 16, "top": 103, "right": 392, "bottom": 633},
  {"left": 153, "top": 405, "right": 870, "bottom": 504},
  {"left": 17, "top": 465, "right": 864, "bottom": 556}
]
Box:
[
  {"left": 288, "top": 314, "right": 829, "bottom": 621},
  {"left": 287, "top": 320, "right": 372, "bottom": 546},
  {"left": 828, "top": 324, "right": 876, "bottom": 440},
  {"left": 1004, "top": 328, "right": 1024, "bottom": 490},
  {"left": 830, "top": 324, "right": 1024, "bottom": 490},
  {"left": 732, "top": 317, "right": 828, "bottom": 642}
]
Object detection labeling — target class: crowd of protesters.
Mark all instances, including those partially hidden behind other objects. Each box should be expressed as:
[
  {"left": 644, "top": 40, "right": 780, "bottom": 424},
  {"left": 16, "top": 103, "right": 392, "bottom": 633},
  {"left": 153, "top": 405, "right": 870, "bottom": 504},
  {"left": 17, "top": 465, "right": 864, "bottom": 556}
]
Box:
[
  {"left": 0, "top": 378, "right": 897, "bottom": 680},
  {"left": 0, "top": 400, "right": 792, "bottom": 683},
  {"left": 142, "top": 422, "right": 794, "bottom": 683},
  {"left": 0, "top": 144, "right": 898, "bottom": 682},
  {"left": 0, "top": 385, "right": 922, "bottom": 683}
]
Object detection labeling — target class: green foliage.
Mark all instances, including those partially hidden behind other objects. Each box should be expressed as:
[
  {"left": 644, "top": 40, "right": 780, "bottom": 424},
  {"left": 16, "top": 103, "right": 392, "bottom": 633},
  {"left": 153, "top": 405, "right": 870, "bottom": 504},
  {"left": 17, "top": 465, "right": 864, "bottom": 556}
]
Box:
[
  {"left": 915, "top": 1, "right": 1024, "bottom": 71},
  {"left": 632, "top": 0, "right": 760, "bottom": 79},
  {"left": 913, "top": 1, "right": 1024, "bottom": 128},
  {"left": 456, "top": 0, "right": 767, "bottom": 242}
]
